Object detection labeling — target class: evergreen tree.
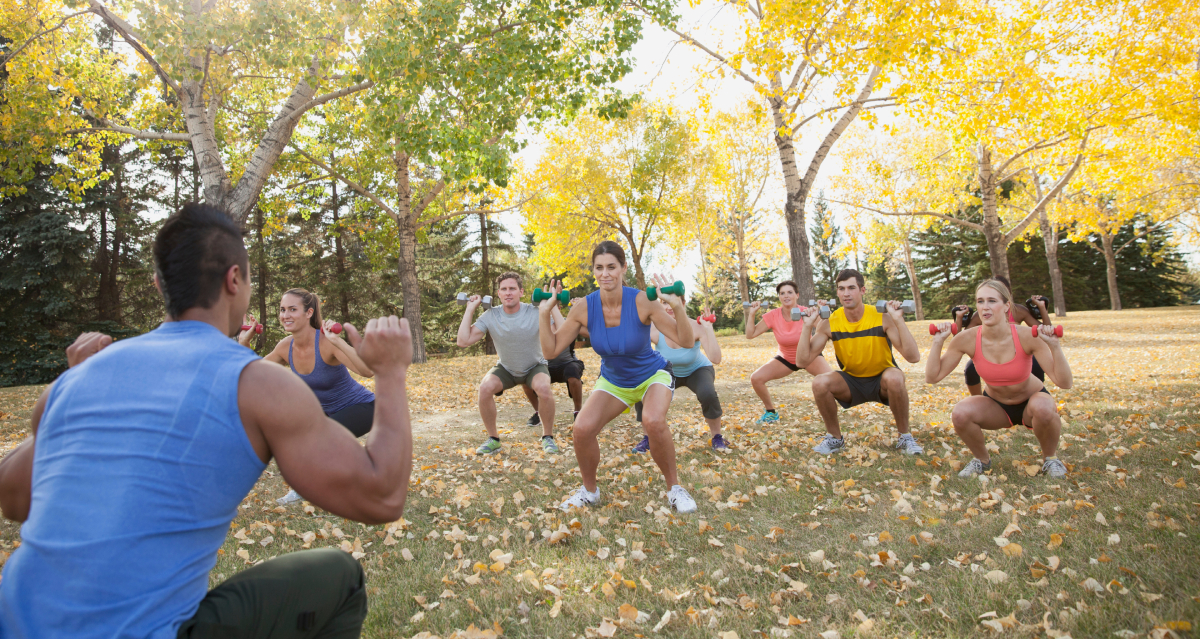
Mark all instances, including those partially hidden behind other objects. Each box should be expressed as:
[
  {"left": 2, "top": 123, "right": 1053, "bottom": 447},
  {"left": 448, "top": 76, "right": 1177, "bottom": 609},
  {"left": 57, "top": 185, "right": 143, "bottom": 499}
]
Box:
[{"left": 809, "top": 192, "right": 846, "bottom": 300}]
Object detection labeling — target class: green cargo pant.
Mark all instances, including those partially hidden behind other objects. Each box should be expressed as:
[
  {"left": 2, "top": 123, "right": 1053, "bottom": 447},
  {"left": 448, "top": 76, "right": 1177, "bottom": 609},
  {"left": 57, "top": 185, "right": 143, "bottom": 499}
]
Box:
[{"left": 177, "top": 548, "right": 367, "bottom": 639}]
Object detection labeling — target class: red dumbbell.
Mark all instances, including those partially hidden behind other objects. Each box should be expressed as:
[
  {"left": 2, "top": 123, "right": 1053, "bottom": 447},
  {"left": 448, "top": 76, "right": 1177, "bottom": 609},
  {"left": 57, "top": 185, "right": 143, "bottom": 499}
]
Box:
[
  {"left": 1032, "top": 325, "right": 1063, "bottom": 338},
  {"left": 696, "top": 313, "right": 717, "bottom": 324},
  {"left": 240, "top": 323, "right": 264, "bottom": 334},
  {"left": 928, "top": 323, "right": 959, "bottom": 336},
  {"left": 329, "top": 322, "right": 343, "bottom": 334}
]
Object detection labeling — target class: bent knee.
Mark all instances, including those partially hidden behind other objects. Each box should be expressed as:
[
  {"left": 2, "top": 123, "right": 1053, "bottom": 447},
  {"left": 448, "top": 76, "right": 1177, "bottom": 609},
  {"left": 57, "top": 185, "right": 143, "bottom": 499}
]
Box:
[{"left": 951, "top": 404, "right": 974, "bottom": 429}]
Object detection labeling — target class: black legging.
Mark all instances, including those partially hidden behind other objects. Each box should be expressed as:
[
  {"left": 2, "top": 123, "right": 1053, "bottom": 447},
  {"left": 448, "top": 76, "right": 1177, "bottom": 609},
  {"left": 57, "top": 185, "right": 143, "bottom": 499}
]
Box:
[
  {"left": 328, "top": 401, "right": 374, "bottom": 438},
  {"left": 965, "top": 357, "right": 1045, "bottom": 387},
  {"left": 634, "top": 366, "right": 723, "bottom": 421}
]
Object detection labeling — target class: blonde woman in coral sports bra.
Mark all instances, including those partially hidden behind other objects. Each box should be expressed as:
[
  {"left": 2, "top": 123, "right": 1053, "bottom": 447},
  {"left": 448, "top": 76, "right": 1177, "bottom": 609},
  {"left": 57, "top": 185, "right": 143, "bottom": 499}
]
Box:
[{"left": 925, "top": 279, "right": 1073, "bottom": 479}]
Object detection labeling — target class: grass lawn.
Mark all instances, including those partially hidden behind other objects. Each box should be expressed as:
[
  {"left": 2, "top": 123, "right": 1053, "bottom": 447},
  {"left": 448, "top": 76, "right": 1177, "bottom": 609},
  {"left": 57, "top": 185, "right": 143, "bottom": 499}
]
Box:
[{"left": 2, "top": 307, "right": 1198, "bottom": 638}]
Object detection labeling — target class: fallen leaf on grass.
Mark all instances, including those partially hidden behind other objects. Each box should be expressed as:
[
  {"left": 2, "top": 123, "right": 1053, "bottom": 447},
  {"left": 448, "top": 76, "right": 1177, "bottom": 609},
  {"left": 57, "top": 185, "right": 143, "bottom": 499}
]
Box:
[
  {"left": 1080, "top": 577, "right": 1104, "bottom": 593},
  {"left": 549, "top": 599, "right": 563, "bottom": 618},
  {"left": 1002, "top": 543, "right": 1023, "bottom": 558},
  {"left": 708, "top": 537, "right": 725, "bottom": 548},
  {"left": 1047, "top": 534, "right": 1063, "bottom": 549},
  {"left": 596, "top": 619, "right": 617, "bottom": 638},
  {"left": 985, "top": 570, "right": 1008, "bottom": 584},
  {"left": 718, "top": 632, "right": 740, "bottom": 639},
  {"left": 819, "top": 631, "right": 841, "bottom": 639},
  {"left": 618, "top": 604, "right": 639, "bottom": 622},
  {"left": 652, "top": 611, "right": 672, "bottom": 632},
  {"left": 1108, "top": 533, "right": 1121, "bottom": 546}
]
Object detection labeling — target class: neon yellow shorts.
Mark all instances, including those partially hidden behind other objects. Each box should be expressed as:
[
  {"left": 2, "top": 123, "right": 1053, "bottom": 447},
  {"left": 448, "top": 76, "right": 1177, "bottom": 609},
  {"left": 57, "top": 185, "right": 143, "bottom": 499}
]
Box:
[{"left": 593, "top": 370, "right": 674, "bottom": 407}]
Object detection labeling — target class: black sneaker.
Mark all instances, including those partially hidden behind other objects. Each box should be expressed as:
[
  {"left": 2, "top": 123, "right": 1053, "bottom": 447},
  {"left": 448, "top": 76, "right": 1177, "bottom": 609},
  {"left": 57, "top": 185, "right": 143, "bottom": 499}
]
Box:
[{"left": 527, "top": 412, "right": 540, "bottom": 427}]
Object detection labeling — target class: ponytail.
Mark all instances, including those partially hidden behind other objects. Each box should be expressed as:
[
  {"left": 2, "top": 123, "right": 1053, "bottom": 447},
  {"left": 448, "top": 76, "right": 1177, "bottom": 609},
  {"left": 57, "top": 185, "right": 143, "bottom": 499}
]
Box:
[{"left": 283, "top": 288, "right": 323, "bottom": 330}]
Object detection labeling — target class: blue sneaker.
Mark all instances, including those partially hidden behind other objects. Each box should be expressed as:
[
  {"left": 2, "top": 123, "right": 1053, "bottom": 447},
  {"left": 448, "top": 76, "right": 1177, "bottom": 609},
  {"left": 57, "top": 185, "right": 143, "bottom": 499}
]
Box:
[
  {"left": 632, "top": 435, "right": 650, "bottom": 454},
  {"left": 756, "top": 410, "right": 780, "bottom": 424},
  {"left": 711, "top": 434, "right": 730, "bottom": 452}
]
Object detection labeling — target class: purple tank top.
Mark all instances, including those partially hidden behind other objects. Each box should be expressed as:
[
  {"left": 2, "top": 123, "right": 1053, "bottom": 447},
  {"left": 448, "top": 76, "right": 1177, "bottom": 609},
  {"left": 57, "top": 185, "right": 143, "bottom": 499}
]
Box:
[{"left": 288, "top": 333, "right": 375, "bottom": 414}]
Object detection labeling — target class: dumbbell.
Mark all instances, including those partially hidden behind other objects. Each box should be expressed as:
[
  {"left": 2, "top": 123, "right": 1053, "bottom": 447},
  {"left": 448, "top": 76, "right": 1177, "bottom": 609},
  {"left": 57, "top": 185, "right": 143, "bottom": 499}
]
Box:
[
  {"left": 950, "top": 304, "right": 975, "bottom": 328},
  {"left": 645, "top": 281, "right": 684, "bottom": 302},
  {"left": 239, "top": 323, "right": 264, "bottom": 334},
  {"left": 928, "top": 323, "right": 960, "bottom": 336},
  {"left": 1032, "top": 325, "right": 1064, "bottom": 338},
  {"left": 329, "top": 322, "right": 342, "bottom": 334},
  {"left": 456, "top": 292, "right": 493, "bottom": 309},
  {"left": 875, "top": 299, "right": 915, "bottom": 314},
  {"left": 789, "top": 306, "right": 813, "bottom": 321},
  {"left": 532, "top": 288, "right": 570, "bottom": 305},
  {"left": 1025, "top": 296, "right": 1049, "bottom": 320},
  {"left": 742, "top": 301, "right": 771, "bottom": 309},
  {"left": 696, "top": 313, "right": 717, "bottom": 324},
  {"left": 808, "top": 299, "right": 836, "bottom": 319}
]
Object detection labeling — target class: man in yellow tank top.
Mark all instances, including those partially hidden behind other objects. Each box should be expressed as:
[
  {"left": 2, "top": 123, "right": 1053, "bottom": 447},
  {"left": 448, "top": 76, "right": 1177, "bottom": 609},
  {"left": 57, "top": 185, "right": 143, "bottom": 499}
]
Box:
[{"left": 795, "top": 269, "right": 923, "bottom": 456}]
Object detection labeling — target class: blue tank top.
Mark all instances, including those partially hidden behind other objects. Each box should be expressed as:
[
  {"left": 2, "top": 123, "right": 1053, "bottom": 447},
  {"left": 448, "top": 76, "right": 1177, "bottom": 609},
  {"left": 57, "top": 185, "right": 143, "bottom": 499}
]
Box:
[
  {"left": 655, "top": 337, "right": 712, "bottom": 378},
  {"left": 586, "top": 287, "right": 668, "bottom": 387},
  {"left": 0, "top": 321, "right": 265, "bottom": 639},
  {"left": 289, "top": 332, "right": 375, "bottom": 414}
]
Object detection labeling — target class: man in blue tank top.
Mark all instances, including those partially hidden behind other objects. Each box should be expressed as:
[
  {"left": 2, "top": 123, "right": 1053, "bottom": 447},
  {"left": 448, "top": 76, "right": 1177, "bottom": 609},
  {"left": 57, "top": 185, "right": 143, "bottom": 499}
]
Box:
[{"left": 0, "top": 203, "right": 417, "bottom": 638}]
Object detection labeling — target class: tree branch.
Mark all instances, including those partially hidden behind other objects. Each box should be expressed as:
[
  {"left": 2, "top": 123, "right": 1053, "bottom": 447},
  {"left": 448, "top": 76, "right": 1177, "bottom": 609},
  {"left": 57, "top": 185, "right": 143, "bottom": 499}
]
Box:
[
  {"left": 1002, "top": 133, "right": 1089, "bottom": 245},
  {"left": 290, "top": 144, "right": 398, "bottom": 218},
  {"left": 1112, "top": 212, "right": 1186, "bottom": 256},
  {"left": 646, "top": 18, "right": 760, "bottom": 87},
  {"left": 0, "top": 10, "right": 90, "bottom": 66},
  {"left": 827, "top": 198, "right": 985, "bottom": 232},
  {"left": 87, "top": 0, "right": 181, "bottom": 96}
]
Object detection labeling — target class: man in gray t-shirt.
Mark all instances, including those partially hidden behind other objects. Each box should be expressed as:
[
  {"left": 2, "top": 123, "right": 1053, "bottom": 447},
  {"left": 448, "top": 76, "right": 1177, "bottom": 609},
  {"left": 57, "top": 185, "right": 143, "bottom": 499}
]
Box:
[{"left": 457, "top": 273, "right": 557, "bottom": 455}]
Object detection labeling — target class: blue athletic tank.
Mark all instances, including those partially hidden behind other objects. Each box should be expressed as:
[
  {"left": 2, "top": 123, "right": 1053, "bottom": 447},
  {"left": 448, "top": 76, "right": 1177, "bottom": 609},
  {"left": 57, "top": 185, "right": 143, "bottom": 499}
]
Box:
[
  {"left": 586, "top": 287, "right": 668, "bottom": 388},
  {"left": 655, "top": 337, "right": 711, "bottom": 378},
  {"left": 289, "top": 332, "right": 374, "bottom": 414},
  {"left": 0, "top": 320, "right": 265, "bottom": 638}
]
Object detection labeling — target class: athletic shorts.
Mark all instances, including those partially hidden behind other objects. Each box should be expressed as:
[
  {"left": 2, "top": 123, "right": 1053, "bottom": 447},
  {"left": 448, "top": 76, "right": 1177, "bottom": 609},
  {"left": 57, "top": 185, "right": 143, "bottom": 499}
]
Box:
[
  {"left": 548, "top": 359, "right": 585, "bottom": 384},
  {"left": 594, "top": 368, "right": 674, "bottom": 407},
  {"left": 328, "top": 401, "right": 374, "bottom": 438},
  {"left": 835, "top": 370, "right": 891, "bottom": 409},
  {"left": 774, "top": 353, "right": 824, "bottom": 373},
  {"left": 983, "top": 387, "right": 1052, "bottom": 428},
  {"left": 488, "top": 363, "right": 550, "bottom": 396},
  {"left": 966, "top": 356, "right": 1044, "bottom": 386},
  {"left": 635, "top": 365, "right": 722, "bottom": 421}
]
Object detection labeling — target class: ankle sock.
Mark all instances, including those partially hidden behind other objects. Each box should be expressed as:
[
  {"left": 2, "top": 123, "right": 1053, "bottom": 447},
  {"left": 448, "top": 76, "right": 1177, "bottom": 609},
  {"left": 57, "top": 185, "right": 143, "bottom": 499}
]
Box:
[{"left": 489, "top": 436, "right": 499, "bottom": 442}]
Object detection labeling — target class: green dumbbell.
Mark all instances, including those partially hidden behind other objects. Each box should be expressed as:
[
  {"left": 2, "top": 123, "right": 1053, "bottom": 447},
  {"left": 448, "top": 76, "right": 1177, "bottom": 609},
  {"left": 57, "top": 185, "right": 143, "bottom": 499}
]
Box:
[
  {"left": 646, "top": 281, "right": 685, "bottom": 302},
  {"left": 532, "top": 288, "right": 570, "bottom": 305}
]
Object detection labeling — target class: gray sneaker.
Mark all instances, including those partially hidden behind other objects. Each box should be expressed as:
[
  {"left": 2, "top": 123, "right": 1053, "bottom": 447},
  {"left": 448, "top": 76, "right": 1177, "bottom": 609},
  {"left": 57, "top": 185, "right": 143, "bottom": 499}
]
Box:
[
  {"left": 958, "top": 458, "right": 992, "bottom": 478},
  {"left": 276, "top": 489, "right": 303, "bottom": 505},
  {"left": 476, "top": 437, "right": 502, "bottom": 455},
  {"left": 894, "top": 433, "right": 924, "bottom": 455},
  {"left": 1039, "top": 458, "right": 1068, "bottom": 478},
  {"left": 541, "top": 436, "right": 561, "bottom": 455},
  {"left": 813, "top": 434, "right": 845, "bottom": 455}
]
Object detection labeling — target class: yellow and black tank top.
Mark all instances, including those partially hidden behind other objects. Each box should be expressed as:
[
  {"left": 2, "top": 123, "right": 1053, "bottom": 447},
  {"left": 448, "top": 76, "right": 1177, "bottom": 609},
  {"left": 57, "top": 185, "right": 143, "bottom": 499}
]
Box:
[{"left": 829, "top": 305, "right": 896, "bottom": 378}]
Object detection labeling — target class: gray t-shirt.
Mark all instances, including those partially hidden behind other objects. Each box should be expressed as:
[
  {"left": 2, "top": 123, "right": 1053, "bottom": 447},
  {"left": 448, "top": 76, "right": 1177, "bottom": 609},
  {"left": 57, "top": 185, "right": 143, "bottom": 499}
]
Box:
[{"left": 474, "top": 303, "right": 547, "bottom": 375}]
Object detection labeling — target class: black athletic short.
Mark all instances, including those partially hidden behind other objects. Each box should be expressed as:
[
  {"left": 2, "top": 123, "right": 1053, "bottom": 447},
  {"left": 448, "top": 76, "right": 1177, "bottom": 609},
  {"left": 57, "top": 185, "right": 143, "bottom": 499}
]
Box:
[
  {"left": 774, "top": 353, "right": 824, "bottom": 372},
  {"left": 328, "top": 401, "right": 374, "bottom": 438},
  {"left": 983, "top": 387, "right": 1051, "bottom": 428},
  {"left": 548, "top": 359, "right": 585, "bottom": 384},
  {"left": 835, "top": 370, "right": 891, "bottom": 409},
  {"left": 965, "top": 356, "right": 1044, "bottom": 386}
]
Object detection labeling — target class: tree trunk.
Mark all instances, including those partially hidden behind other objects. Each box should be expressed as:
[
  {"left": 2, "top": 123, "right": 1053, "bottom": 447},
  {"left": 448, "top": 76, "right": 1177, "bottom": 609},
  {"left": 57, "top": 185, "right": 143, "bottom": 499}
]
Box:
[
  {"left": 1099, "top": 230, "right": 1122, "bottom": 310},
  {"left": 1037, "top": 209, "right": 1067, "bottom": 317},
  {"left": 393, "top": 150, "right": 428, "bottom": 363},
  {"left": 254, "top": 206, "right": 269, "bottom": 352},
  {"left": 95, "top": 144, "right": 122, "bottom": 322},
  {"left": 479, "top": 211, "right": 496, "bottom": 355},
  {"left": 331, "top": 155, "right": 350, "bottom": 320},
  {"left": 900, "top": 233, "right": 924, "bottom": 321},
  {"left": 735, "top": 212, "right": 749, "bottom": 303},
  {"left": 978, "top": 145, "right": 1011, "bottom": 281}
]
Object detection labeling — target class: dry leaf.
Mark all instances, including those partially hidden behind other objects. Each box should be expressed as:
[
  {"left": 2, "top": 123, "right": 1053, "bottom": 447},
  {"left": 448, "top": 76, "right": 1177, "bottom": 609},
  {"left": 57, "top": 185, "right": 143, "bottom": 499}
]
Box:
[
  {"left": 819, "top": 631, "right": 841, "bottom": 639},
  {"left": 984, "top": 570, "right": 1008, "bottom": 584},
  {"left": 718, "top": 632, "right": 740, "bottom": 639},
  {"left": 1047, "top": 534, "right": 1063, "bottom": 549},
  {"left": 878, "top": 531, "right": 893, "bottom": 542},
  {"left": 708, "top": 537, "right": 725, "bottom": 548},
  {"left": 618, "top": 603, "right": 639, "bottom": 621},
  {"left": 1002, "top": 543, "right": 1024, "bottom": 558},
  {"left": 1108, "top": 533, "right": 1121, "bottom": 546},
  {"left": 549, "top": 599, "right": 563, "bottom": 618},
  {"left": 596, "top": 619, "right": 617, "bottom": 638}
]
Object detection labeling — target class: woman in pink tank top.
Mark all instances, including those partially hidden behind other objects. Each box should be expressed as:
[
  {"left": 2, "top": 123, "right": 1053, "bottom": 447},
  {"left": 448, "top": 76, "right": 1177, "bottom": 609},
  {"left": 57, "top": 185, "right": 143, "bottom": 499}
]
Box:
[
  {"left": 743, "top": 281, "right": 833, "bottom": 424},
  {"left": 925, "top": 279, "right": 1074, "bottom": 479}
]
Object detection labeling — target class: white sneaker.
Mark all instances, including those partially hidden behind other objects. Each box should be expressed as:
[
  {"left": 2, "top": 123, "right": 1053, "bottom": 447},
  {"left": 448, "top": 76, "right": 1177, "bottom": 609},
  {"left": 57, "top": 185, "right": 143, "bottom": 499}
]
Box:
[
  {"left": 813, "top": 434, "right": 845, "bottom": 455},
  {"left": 1040, "top": 458, "right": 1068, "bottom": 478},
  {"left": 667, "top": 485, "right": 697, "bottom": 514},
  {"left": 276, "top": 489, "right": 303, "bottom": 505},
  {"left": 560, "top": 486, "right": 600, "bottom": 511},
  {"left": 894, "top": 433, "right": 924, "bottom": 455},
  {"left": 958, "top": 458, "right": 991, "bottom": 478}
]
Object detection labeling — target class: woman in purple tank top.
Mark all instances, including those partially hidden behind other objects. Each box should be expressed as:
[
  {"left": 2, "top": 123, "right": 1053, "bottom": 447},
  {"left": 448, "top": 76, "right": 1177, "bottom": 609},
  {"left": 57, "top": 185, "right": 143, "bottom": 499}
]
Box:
[{"left": 261, "top": 289, "right": 376, "bottom": 504}]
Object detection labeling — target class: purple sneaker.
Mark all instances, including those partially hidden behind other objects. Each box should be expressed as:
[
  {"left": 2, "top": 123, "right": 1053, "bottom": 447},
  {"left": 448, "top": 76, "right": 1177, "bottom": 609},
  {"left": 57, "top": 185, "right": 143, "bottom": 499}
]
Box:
[
  {"left": 711, "top": 434, "right": 730, "bottom": 452},
  {"left": 632, "top": 435, "right": 650, "bottom": 454}
]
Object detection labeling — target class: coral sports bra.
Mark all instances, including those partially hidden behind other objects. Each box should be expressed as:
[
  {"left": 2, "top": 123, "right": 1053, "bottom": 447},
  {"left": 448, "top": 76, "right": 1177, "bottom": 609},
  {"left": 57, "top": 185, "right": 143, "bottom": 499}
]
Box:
[{"left": 972, "top": 323, "right": 1033, "bottom": 387}]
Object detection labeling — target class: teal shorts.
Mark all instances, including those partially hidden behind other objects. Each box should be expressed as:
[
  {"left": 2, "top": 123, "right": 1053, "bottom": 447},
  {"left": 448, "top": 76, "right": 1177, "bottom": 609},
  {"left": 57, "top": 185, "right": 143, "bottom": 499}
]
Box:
[{"left": 593, "top": 369, "right": 674, "bottom": 406}]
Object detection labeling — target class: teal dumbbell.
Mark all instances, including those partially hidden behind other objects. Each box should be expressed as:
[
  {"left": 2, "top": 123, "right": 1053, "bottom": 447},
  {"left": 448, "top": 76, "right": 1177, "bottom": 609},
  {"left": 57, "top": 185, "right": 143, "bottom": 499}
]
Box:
[
  {"left": 646, "top": 281, "right": 685, "bottom": 302},
  {"left": 533, "top": 288, "right": 570, "bottom": 305}
]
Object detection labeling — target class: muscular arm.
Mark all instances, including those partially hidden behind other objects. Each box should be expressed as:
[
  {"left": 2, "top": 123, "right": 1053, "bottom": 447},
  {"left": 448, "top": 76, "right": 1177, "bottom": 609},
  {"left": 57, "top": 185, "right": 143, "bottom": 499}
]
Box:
[
  {"left": 745, "top": 307, "right": 770, "bottom": 339},
  {"left": 262, "top": 338, "right": 290, "bottom": 366},
  {"left": 1026, "top": 330, "right": 1072, "bottom": 389},
  {"left": 323, "top": 332, "right": 375, "bottom": 378},
  {"left": 925, "top": 328, "right": 971, "bottom": 383},
  {"left": 0, "top": 385, "right": 51, "bottom": 522},
  {"left": 242, "top": 318, "right": 414, "bottom": 524},
  {"left": 795, "top": 312, "right": 830, "bottom": 367},
  {"left": 883, "top": 311, "right": 921, "bottom": 363}
]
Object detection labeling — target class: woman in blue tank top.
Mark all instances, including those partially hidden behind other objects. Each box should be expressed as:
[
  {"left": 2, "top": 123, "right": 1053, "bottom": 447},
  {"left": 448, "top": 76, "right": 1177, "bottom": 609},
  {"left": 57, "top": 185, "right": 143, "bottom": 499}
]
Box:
[
  {"left": 536, "top": 241, "right": 700, "bottom": 514},
  {"left": 261, "top": 288, "right": 375, "bottom": 504}
]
